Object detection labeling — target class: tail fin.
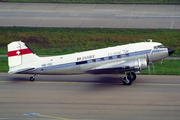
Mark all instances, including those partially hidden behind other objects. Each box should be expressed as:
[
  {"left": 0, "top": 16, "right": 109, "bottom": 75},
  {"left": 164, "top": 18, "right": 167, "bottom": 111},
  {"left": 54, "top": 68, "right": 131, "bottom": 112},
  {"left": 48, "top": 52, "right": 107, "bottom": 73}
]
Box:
[{"left": 8, "top": 41, "right": 39, "bottom": 74}]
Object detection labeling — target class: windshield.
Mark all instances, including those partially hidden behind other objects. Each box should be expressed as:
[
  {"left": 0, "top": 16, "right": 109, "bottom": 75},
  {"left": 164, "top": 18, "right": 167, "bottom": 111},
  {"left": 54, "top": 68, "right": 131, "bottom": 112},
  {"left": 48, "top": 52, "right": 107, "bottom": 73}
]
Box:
[{"left": 154, "top": 45, "right": 164, "bottom": 49}]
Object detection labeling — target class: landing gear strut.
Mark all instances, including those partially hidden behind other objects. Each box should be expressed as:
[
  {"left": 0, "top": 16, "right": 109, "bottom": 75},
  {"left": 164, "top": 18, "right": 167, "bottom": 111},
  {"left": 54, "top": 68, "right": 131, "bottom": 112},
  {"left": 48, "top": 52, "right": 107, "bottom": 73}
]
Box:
[{"left": 122, "top": 72, "right": 136, "bottom": 85}]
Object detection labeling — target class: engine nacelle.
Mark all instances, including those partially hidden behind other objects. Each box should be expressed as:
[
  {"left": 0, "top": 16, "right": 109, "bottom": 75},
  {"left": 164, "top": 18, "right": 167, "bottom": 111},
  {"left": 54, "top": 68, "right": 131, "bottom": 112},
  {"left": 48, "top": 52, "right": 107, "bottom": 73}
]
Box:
[
  {"left": 137, "top": 58, "right": 148, "bottom": 70},
  {"left": 123, "top": 58, "right": 148, "bottom": 71}
]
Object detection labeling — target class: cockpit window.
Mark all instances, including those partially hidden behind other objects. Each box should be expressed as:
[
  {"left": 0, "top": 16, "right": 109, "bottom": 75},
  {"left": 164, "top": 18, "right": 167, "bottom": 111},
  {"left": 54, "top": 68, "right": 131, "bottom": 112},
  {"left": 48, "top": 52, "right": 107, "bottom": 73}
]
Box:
[
  {"left": 157, "top": 45, "right": 163, "bottom": 48},
  {"left": 154, "top": 46, "right": 158, "bottom": 49},
  {"left": 154, "top": 45, "right": 163, "bottom": 49}
]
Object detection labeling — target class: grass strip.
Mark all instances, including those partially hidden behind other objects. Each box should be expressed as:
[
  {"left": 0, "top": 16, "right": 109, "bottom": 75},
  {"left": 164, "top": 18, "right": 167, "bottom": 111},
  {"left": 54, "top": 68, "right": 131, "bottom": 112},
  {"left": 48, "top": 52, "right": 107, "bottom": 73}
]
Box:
[
  {"left": 0, "top": 57, "right": 8, "bottom": 72},
  {"left": 140, "top": 60, "right": 180, "bottom": 75},
  {"left": 2, "top": 0, "right": 180, "bottom": 4},
  {"left": 1, "top": 57, "right": 179, "bottom": 75},
  {"left": 0, "top": 27, "right": 180, "bottom": 56}
]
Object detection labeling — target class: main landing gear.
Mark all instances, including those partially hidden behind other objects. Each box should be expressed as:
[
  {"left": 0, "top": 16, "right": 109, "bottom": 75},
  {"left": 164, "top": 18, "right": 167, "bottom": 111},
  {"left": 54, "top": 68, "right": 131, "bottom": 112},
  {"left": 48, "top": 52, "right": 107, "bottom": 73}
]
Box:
[{"left": 122, "top": 72, "right": 136, "bottom": 85}]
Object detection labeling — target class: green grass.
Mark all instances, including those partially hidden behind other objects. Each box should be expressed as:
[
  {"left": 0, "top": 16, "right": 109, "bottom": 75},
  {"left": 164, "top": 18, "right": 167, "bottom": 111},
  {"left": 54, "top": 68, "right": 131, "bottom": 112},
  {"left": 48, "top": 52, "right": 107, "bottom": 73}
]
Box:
[
  {"left": 1, "top": 57, "right": 180, "bottom": 75},
  {"left": 1, "top": 27, "right": 179, "bottom": 74},
  {"left": 2, "top": 0, "right": 180, "bottom": 4},
  {"left": 140, "top": 60, "right": 180, "bottom": 75},
  {"left": 0, "top": 57, "right": 8, "bottom": 72},
  {"left": 0, "top": 27, "right": 180, "bottom": 56}
]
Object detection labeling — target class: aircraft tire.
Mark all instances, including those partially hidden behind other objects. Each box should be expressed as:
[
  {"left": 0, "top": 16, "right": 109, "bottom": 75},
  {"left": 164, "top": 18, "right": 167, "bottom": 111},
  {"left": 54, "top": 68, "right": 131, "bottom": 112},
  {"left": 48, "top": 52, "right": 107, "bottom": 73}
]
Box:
[
  {"left": 30, "top": 77, "right": 35, "bottom": 81},
  {"left": 123, "top": 76, "right": 132, "bottom": 85},
  {"left": 127, "top": 72, "right": 136, "bottom": 81}
]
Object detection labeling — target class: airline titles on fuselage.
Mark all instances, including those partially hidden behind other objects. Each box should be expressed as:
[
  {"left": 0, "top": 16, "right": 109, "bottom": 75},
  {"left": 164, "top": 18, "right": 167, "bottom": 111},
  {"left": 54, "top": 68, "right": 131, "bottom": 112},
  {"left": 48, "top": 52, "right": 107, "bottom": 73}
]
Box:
[
  {"left": 108, "top": 50, "right": 129, "bottom": 56},
  {"left": 76, "top": 50, "right": 129, "bottom": 62},
  {"left": 108, "top": 51, "right": 121, "bottom": 56},
  {"left": 77, "top": 55, "right": 95, "bottom": 61}
]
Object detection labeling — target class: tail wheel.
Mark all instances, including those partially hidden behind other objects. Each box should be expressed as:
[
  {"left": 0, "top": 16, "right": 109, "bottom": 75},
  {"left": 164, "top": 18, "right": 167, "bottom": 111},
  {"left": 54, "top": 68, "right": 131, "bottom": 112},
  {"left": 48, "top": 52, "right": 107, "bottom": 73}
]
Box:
[{"left": 30, "top": 77, "right": 35, "bottom": 81}]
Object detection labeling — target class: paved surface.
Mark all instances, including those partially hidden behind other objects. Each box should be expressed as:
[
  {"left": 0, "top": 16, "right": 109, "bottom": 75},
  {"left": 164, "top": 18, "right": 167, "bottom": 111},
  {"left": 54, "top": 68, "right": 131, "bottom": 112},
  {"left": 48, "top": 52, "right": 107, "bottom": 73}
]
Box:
[
  {"left": 0, "top": 3, "right": 180, "bottom": 28},
  {"left": 1, "top": 3, "right": 180, "bottom": 120},
  {"left": 0, "top": 73, "right": 180, "bottom": 120}
]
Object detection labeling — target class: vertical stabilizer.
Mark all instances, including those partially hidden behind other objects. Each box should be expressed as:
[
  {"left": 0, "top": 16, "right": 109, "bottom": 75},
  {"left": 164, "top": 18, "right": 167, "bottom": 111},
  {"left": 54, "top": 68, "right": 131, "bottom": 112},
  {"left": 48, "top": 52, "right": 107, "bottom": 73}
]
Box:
[
  {"left": 8, "top": 41, "right": 39, "bottom": 74},
  {"left": 8, "top": 41, "right": 23, "bottom": 67}
]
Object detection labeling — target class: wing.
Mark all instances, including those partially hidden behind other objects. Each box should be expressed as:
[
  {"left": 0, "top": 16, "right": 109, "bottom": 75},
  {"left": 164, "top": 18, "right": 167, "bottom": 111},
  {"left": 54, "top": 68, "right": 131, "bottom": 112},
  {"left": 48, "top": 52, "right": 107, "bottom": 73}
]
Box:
[{"left": 86, "top": 59, "right": 147, "bottom": 74}]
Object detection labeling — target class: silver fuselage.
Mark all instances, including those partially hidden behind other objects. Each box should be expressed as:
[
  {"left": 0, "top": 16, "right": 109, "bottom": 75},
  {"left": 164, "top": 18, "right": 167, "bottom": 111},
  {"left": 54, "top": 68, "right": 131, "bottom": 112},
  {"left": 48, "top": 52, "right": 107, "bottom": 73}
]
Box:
[{"left": 21, "top": 42, "right": 169, "bottom": 75}]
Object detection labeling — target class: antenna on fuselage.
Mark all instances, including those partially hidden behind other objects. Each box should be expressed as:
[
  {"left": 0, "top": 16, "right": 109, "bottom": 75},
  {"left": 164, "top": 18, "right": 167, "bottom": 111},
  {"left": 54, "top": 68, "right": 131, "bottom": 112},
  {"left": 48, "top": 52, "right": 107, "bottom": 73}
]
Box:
[{"left": 147, "top": 39, "right": 153, "bottom": 42}]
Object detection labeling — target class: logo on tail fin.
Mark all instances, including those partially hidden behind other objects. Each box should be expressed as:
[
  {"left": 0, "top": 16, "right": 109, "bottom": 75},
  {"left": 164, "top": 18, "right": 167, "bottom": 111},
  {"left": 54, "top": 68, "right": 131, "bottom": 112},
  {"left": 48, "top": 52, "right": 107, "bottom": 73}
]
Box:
[{"left": 8, "top": 48, "right": 33, "bottom": 57}]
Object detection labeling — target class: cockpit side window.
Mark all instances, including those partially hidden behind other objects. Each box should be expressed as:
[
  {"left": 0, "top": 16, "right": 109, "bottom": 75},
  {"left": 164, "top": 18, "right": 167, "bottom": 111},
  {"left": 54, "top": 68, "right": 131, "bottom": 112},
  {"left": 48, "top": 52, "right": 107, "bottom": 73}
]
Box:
[
  {"left": 154, "top": 46, "right": 158, "bottom": 49},
  {"left": 157, "top": 45, "right": 163, "bottom": 48},
  {"left": 154, "top": 45, "right": 164, "bottom": 49}
]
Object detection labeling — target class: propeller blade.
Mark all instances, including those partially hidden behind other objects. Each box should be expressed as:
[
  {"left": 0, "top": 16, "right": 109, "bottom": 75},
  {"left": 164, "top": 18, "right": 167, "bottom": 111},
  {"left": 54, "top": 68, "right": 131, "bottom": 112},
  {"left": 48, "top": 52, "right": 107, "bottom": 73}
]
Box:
[
  {"left": 146, "top": 53, "right": 150, "bottom": 65},
  {"left": 148, "top": 65, "right": 151, "bottom": 75},
  {"left": 161, "top": 60, "right": 163, "bottom": 66},
  {"left": 152, "top": 63, "right": 155, "bottom": 74}
]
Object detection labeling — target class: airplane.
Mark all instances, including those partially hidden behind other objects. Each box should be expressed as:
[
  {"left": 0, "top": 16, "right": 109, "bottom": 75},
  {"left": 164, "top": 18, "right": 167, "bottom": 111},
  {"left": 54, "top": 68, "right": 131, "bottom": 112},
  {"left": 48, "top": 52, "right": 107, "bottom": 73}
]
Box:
[{"left": 7, "top": 40, "right": 174, "bottom": 85}]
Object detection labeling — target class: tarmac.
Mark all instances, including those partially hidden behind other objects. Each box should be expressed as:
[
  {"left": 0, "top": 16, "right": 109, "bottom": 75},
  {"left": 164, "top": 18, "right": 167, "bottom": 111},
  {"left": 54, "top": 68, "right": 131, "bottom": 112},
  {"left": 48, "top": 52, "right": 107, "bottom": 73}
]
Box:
[
  {"left": 0, "top": 3, "right": 180, "bottom": 120},
  {"left": 0, "top": 3, "right": 180, "bottom": 28},
  {"left": 0, "top": 73, "right": 180, "bottom": 120}
]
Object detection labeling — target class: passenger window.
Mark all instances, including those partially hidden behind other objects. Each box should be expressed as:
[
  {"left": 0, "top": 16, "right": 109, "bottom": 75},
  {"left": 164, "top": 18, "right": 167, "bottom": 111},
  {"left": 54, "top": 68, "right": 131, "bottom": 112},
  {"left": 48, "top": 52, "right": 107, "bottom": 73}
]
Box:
[
  {"left": 92, "top": 59, "right": 96, "bottom": 62},
  {"left": 125, "top": 53, "right": 129, "bottom": 57},
  {"left": 117, "top": 55, "right": 121, "bottom": 58},
  {"left": 109, "top": 56, "right": 113, "bottom": 60},
  {"left": 100, "top": 58, "right": 104, "bottom": 61}
]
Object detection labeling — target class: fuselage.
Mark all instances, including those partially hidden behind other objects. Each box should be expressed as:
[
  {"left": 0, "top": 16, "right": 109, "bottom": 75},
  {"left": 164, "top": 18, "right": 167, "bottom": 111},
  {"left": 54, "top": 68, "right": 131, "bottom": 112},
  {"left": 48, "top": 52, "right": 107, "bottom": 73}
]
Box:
[{"left": 23, "top": 42, "right": 169, "bottom": 75}]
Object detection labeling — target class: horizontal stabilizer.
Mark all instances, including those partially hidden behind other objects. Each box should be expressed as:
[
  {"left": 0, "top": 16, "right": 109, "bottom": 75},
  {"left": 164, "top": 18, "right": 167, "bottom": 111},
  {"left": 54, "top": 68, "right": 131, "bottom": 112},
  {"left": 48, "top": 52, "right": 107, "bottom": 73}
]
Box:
[{"left": 8, "top": 67, "right": 35, "bottom": 74}]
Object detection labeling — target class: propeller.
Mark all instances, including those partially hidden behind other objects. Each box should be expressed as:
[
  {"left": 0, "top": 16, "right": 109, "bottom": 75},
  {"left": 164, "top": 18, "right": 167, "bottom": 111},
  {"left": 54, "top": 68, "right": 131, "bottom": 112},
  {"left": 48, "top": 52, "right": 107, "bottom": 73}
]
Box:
[
  {"left": 146, "top": 51, "right": 155, "bottom": 75},
  {"left": 148, "top": 64, "right": 151, "bottom": 75},
  {"left": 160, "top": 59, "right": 163, "bottom": 66},
  {"left": 147, "top": 62, "right": 155, "bottom": 75},
  {"left": 146, "top": 52, "right": 151, "bottom": 74}
]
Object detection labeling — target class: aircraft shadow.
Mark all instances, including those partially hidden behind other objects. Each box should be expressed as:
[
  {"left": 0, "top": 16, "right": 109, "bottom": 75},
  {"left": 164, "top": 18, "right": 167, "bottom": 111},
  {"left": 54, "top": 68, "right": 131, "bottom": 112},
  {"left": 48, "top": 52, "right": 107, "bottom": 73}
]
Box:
[
  {"left": 84, "top": 76, "right": 125, "bottom": 91},
  {"left": 8, "top": 74, "right": 125, "bottom": 90}
]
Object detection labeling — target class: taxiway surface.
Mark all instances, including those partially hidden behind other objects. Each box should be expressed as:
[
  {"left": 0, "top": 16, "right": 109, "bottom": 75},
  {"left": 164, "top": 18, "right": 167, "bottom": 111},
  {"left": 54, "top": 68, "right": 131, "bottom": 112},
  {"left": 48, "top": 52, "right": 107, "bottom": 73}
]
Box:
[
  {"left": 0, "top": 3, "right": 180, "bottom": 28},
  {"left": 0, "top": 73, "right": 180, "bottom": 120}
]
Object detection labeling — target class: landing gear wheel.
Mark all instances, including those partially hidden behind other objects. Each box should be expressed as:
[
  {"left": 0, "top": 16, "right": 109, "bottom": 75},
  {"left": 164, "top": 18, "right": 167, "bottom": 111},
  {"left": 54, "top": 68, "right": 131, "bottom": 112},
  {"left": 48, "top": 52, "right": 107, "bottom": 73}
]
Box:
[
  {"left": 123, "top": 76, "right": 132, "bottom": 85},
  {"left": 30, "top": 77, "right": 35, "bottom": 81},
  {"left": 127, "top": 72, "right": 136, "bottom": 81}
]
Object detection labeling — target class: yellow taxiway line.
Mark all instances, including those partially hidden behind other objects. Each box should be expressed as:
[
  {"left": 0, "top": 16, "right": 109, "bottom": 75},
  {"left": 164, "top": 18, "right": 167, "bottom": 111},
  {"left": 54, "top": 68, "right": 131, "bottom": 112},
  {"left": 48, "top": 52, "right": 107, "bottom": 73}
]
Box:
[{"left": 37, "top": 114, "right": 74, "bottom": 120}]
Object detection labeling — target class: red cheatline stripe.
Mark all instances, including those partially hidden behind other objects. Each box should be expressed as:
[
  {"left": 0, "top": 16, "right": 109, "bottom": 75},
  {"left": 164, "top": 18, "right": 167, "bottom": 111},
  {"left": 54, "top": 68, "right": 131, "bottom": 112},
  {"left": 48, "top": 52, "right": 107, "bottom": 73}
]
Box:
[{"left": 8, "top": 48, "right": 33, "bottom": 57}]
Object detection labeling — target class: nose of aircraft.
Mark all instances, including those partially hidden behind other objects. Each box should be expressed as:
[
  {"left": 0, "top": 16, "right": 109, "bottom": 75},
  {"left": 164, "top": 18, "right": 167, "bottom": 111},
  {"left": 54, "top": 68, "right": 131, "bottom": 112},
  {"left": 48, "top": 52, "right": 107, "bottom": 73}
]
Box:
[{"left": 168, "top": 47, "right": 174, "bottom": 56}]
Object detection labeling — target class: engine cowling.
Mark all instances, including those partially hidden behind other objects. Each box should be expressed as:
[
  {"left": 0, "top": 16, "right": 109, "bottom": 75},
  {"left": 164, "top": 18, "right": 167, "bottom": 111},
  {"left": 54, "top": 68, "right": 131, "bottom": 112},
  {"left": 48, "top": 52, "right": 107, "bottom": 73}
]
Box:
[
  {"left": 123, "top": 58, "right": 148, "bottom": 71},
  {"left": 137, "top": 58, "right": 148, "bottom": 70}
]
